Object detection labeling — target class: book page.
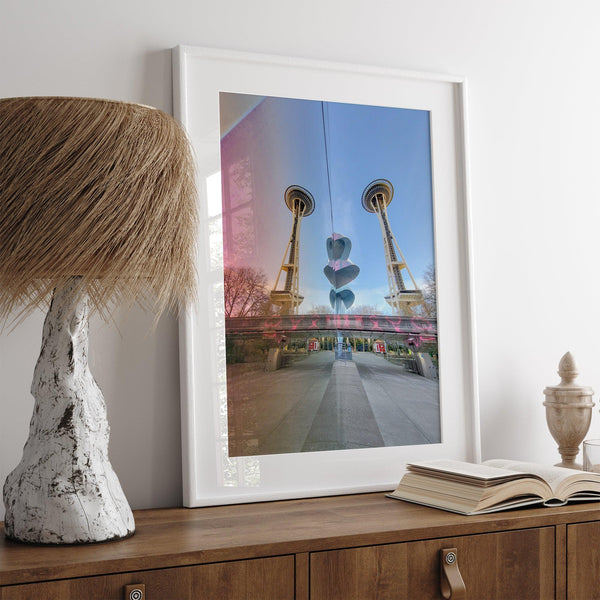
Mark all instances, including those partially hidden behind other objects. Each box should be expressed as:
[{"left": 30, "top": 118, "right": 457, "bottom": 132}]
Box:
[
  {"left": 387, "top": 491, "right": 548, "bottom": 515},
  {"left": 407, "top": 459, "right": 535, "bottom": 483},
  {"left": 483, "top": 459, "right": 593, "bottom": 496}
]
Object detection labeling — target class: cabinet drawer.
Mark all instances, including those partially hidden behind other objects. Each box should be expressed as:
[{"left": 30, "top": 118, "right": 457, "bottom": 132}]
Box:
[
  {"left": 0, "top": 555, "right": 294, "bottom": 600},
  {"left": 567, "top": 521, "right": 600, "bottom": 599},
  {"left": 311, "top": 527, "right": 555, "bottom": 600}
]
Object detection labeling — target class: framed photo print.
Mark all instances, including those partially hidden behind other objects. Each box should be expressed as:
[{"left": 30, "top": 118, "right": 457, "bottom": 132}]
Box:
[{"left": 173, "top": 45, "right": 480, "bottom": 507}]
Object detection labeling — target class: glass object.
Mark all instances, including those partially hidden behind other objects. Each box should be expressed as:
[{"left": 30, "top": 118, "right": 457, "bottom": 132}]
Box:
[{"left": 583, "top": 439, "right": 600, "bottom": 473}]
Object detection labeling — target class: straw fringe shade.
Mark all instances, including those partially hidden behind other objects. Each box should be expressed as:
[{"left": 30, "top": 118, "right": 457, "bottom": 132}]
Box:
[
  {"left": 0, "top": 97, "right": 198, "bottom": 544},
  {"left": 0, "top": 97, "right": 197, "bottom": 322}
]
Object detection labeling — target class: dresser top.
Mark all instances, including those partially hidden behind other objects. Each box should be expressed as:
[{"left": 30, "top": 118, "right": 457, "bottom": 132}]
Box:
[{"left": 2, "top": 492, "right": 600, "bottom": 586}]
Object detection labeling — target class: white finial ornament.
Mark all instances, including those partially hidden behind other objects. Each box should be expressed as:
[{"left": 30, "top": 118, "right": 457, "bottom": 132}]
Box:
[{"left": 543, "top": 352, "right": 594, "bottom": 469}]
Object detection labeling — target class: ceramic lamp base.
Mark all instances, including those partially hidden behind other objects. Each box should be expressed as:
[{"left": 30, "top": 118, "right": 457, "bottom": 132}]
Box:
[{"left": 3, "top": 278, "right": 134, "bottom": 544}]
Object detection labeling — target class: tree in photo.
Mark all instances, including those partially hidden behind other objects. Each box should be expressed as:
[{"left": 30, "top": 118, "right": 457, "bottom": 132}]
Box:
[
  {"left": 308, "top": 304, "right": 332, "bottom": 314},
  {"left": 348, "top": 304, "right": 384, "bottom": 315},
  {"left": 423, "top": 263, "right": 437, "bottom": 319},
  {"left": 223, "top": 265, "right": 272, "bottom": 317}
]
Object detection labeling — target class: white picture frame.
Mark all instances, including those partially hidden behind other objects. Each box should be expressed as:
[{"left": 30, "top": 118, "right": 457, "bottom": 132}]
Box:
[{"left": 173, "top": 45, "right": 481, "bottom": 507}]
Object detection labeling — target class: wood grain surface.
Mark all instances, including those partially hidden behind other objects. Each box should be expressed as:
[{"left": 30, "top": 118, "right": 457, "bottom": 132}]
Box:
[{"left": 1, "top": 492, "right": 600, "bottom": 591}]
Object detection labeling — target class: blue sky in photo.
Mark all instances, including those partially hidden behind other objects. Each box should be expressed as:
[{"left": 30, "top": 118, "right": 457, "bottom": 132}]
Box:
[{"left": 220, "top": 92, "right": 435, "bottom": 315}]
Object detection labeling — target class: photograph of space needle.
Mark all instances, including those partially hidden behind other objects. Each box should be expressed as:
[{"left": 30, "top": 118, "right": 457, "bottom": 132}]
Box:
[{"left": 219, "top": 91, "right": 440, "bottom": 457}]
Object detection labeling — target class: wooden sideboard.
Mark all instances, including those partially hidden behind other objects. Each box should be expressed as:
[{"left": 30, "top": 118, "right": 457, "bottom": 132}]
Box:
[{"left": 1, "top": 492, "right": 600, "bottom": 599}]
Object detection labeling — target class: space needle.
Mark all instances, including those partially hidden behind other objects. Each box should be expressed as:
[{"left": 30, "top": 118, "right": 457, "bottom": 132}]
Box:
[{"left": 361, "top": 179, "right": 425, "bottom": 316}]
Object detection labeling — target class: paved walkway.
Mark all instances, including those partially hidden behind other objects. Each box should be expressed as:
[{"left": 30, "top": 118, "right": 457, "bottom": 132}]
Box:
[
  {"left": 226, "top": 351, "right": 440, "bottom": 457},
  {"left": 302, "top": 360, "right": 384, "bottom": 452},
  {"left": 354, "top": 353, "right": 440, "bottom": 446}
]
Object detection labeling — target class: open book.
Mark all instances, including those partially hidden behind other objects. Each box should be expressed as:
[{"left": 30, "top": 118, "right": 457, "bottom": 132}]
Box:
[{"left": 387, "top": 459, "right": 600, "bottom": 515}]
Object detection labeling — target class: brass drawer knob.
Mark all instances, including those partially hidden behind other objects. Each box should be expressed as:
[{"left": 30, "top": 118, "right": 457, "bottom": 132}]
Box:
[{"left": 440, "top": 548, "right": 466, "bottom": 599}]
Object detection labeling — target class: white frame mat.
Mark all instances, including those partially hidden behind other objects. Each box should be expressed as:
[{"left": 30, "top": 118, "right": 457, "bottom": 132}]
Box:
[{"left": 173, "top": 45, "right": 481, "bottom": 507}]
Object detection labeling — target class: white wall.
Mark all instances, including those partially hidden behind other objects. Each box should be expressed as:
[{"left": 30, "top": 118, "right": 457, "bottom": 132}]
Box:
[{"left": 2, "top": 0, "right": 600, "bottom": 519}]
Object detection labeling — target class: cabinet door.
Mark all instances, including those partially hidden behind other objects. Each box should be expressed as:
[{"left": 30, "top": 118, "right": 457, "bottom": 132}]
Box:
[
  {"left": 311, "top": 527, "right": 555, "bottom": 600},
  {"left": 567, "top": 521, "right": 600, "bottom": 599},
  {"left": 0, "top": 555, "right": 294, "bottom": 600}
]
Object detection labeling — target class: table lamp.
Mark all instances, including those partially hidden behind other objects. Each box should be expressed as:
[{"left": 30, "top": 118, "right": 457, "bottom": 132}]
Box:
[{"left": 0, "top": 97, "right": 197, "bottom": 544}]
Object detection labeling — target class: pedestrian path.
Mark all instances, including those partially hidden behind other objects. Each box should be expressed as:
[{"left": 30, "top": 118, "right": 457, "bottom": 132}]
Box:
[
  {"left": 302, "top": 360, "right": 384, "bottom": 452},
  {"left": 226, "top": 351, "right": 440, "bottom": 456}
]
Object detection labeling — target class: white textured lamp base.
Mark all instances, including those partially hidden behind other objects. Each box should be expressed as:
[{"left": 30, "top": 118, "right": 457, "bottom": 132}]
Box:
[{"left": 3, "top": 278, "right": 135, "bottom": 544}]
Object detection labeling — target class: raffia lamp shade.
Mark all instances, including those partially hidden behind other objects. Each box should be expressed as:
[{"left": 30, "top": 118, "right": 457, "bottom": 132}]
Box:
[
  {"left": 0, "top": 96, "right": 197, "bottom": 321},
  {"left": 0, "top": 97, "right": 198, "bottom": 544}
]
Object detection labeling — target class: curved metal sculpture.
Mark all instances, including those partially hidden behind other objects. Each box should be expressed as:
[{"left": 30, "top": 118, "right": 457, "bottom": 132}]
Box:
[{"left": 324, "top": 233, "right": 359, "bottom": 314}]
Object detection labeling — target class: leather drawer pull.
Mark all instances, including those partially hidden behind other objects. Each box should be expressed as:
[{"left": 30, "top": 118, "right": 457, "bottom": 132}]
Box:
[{"left": 440, "top": 548, "right": 466, "bottom": 599}]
